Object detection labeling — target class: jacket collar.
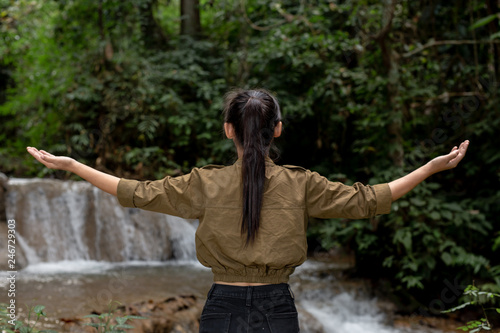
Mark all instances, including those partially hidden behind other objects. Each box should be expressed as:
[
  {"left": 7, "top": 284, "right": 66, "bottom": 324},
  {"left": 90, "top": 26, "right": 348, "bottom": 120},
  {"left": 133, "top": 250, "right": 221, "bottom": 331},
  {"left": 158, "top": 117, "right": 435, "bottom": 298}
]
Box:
[{"left": 234, "top": 156, "right": 276, "bottom": 166}]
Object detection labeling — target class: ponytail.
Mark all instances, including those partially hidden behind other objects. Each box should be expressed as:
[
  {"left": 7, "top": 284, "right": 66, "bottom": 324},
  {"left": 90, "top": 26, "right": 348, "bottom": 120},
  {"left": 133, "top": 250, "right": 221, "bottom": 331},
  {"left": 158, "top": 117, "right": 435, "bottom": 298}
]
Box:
[{"left": 223, "top": 89, "right": 281, "bottom": 245}]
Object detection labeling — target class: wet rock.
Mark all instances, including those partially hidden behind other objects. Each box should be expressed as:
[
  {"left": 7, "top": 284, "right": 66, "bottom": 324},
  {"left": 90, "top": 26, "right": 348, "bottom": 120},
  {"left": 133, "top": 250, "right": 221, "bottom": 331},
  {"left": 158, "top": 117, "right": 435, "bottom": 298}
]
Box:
[
  {"left": 298, "top": 307, "right": 324, "bottom": 333},
  {"left": 0, "top": 172, "right": 7, "bottom": 223},
  {"left": 64, "top": 295, "right": 204, "bottom": 333},
  {"left": 0, "top": 223, "right": 8, "bottom": 270},
  {"left": 59, "top": 317, "right": 95, "bottom": 333},
  {"left": 120, "top": 295, "right": 203, "bottom": 333}
]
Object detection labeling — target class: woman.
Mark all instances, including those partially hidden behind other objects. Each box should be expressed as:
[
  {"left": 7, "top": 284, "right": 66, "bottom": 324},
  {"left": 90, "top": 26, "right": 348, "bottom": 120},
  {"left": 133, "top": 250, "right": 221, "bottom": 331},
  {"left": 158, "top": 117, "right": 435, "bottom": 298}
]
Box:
[{"left": 27, "top": 89, "right": 469, "bottom": 333}]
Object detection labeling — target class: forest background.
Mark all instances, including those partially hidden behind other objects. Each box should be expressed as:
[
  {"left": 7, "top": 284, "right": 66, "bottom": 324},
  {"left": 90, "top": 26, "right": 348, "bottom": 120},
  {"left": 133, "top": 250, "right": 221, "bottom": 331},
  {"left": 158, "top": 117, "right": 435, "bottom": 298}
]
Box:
[{"left": 1, "top": 0, "right": 499, "bottom": 316}]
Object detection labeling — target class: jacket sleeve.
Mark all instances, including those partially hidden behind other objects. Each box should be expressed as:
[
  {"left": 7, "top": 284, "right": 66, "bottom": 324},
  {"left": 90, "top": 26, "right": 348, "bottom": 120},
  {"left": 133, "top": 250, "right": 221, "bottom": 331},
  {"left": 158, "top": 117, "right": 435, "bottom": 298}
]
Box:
[
  {"left": 116, "top": 169, "right": 203, "bottom": 219},
  {"left": 306, "top": 171, "right": 392, "bottom": 219}
]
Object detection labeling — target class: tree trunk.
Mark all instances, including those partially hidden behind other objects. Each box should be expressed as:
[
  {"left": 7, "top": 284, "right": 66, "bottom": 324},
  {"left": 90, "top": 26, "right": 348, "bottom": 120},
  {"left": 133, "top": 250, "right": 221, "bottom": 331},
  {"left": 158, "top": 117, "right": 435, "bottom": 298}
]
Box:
[
  {"left": 486, "top": 0, "right": 499, "bottom": 86},
  {"left": 181, "top": 0, "right": 201, "bottom": 37},
  {"left": 376, "top": 0, "right": 404, "bottom": 168},
  {"left": 140, "top": 0, "right": 168, "bottom": 49}
]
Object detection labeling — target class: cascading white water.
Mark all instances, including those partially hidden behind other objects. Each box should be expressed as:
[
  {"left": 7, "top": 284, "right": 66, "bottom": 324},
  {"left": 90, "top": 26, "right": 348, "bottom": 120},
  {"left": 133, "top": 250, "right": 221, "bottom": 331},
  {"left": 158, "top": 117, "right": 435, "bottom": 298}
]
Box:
[{"left": 5, "top": 178, "right": 197, "bottom": 266}]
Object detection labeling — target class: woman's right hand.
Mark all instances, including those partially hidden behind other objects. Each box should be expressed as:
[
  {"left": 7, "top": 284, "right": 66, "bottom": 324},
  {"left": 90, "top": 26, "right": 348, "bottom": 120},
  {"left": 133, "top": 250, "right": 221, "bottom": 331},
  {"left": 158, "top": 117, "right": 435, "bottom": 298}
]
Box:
[
  {"left": 27, "top": 146, "right": 119, "bottom": 195},
  {"left": 426, "top": 140, "right": 469, "bottom": 174},
  {"left": 27, "top": 147, "right": 75, "bottom": 172}
]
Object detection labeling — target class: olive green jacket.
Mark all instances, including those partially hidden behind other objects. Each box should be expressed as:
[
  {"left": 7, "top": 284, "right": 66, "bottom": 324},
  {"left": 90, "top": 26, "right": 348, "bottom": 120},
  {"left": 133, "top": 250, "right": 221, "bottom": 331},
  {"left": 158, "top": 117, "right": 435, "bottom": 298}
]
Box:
[{"left": 117, "top": 158, "right": 392, "bottom": 283}]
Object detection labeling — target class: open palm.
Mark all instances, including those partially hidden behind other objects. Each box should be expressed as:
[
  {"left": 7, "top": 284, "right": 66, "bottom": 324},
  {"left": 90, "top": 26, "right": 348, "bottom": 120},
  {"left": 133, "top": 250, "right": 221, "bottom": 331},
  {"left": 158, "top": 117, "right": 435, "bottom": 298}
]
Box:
[
  {"left": 26, "top": 147, "right": 74, "bottom": 171},
  {"left": 429, "top": 140, "right": 469, "bottom": 173}
]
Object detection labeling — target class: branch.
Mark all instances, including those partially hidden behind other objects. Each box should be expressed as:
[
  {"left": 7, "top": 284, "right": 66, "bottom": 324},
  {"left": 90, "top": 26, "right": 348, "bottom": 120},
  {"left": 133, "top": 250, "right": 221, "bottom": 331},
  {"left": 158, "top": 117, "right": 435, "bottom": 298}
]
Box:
[
  {"left": 428, "top": 91, "right": 485, "bottom": 101},
  {"left": 239, "top": 0, "right": 317, "bottom": 34},
  {"left": 403, "top": 39, "right": 500, "bottom": 58},
  {"left": 373, "top": 0, "right": 397, "bottom": 41},
  {"left": 240, "top": 0, "right": 285, "bottom": 31},
  {"left": 410, "top": 91, "right": 486, "bottom": 108}
]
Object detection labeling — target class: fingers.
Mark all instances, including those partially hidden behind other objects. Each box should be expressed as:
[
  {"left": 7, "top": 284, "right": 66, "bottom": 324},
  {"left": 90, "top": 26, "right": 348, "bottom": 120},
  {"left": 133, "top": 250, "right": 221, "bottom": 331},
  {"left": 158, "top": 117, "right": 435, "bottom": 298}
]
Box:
[
  {"left": 454, "top": 140, "right": 469, "bottom": 159},
  {"left": 39, "top": 150, "right": 56, "bottom": 162},
  {"left": 459, "top": 140, "right": 469, "bottom": 153},
  {"left": 26, "top": 147, "right": 42, "bottom": 160},
  {"left": 40, "top": 150, "right": 56, "bottom": 158},
  {"left": 447, "top": 150, "right": 460, "bottom": 165},
  {"left": 27, "top": 147, "right": 48, "bottom": 166},
  {"left": 448, "top": 140, "right": 469, "bottom": 166},
  {"left": 447, "top": 148, "right": 460, "bottom": 158},
  {"left": 27, "top": 147, "right": 54, "bottom": 168},
  {"left": 26, "top": 146, "right": 38, "bottom": 154}
]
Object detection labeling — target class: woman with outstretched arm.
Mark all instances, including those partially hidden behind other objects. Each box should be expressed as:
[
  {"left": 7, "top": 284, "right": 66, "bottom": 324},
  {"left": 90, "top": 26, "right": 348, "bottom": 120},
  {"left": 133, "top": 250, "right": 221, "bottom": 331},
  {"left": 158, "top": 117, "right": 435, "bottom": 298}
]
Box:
[{"left": 27, "top": 89, "right": 468, "bottom": 333}]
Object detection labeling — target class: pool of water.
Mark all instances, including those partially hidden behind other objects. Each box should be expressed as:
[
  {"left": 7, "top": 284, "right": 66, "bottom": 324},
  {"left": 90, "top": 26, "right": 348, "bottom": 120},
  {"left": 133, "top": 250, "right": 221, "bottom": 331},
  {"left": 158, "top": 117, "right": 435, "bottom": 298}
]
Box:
[{"left": 0, "top": 259, "right": 442, "bottom": 333}]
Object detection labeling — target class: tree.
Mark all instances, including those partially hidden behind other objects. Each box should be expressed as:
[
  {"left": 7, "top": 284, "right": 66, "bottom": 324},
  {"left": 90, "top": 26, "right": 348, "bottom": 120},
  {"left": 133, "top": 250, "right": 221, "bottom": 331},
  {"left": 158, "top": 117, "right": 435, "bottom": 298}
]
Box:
[{"left": 180, "top": 0, "right": 201, "bottom": 37}]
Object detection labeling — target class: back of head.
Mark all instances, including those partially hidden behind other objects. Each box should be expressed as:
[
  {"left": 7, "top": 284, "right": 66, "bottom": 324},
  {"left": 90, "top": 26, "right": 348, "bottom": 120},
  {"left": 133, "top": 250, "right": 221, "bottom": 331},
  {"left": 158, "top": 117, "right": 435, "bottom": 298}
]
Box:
[{"left": 223, "top": 89, "right": 282, "bottom": 245}]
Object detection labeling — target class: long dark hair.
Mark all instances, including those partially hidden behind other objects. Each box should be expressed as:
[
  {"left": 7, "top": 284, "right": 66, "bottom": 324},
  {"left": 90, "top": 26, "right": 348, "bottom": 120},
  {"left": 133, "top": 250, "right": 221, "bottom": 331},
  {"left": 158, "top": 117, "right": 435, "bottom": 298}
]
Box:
[{"left": 223, "top": 89, "right": 282, "bottom": 245}]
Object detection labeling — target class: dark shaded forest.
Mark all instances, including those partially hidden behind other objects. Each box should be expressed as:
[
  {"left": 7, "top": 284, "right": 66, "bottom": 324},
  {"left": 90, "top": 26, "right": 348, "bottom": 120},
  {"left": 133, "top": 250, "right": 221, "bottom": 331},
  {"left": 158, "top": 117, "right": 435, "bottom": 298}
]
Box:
[{"left": 1, "top": 0, "right": 499, "bottom": 316}]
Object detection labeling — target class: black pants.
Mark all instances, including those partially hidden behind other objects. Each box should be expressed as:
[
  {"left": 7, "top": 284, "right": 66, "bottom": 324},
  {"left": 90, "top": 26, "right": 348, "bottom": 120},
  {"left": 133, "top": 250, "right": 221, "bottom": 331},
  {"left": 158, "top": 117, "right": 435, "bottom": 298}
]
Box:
[{"left": 199, "top": 283, "right": 300, "bottom": 333}]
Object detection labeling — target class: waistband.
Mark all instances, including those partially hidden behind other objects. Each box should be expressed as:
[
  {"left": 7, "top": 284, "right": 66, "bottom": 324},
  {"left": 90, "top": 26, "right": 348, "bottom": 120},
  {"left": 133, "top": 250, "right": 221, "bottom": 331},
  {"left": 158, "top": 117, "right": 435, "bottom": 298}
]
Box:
[
  {"left": 207, "top": 283, "right": 295, "bottom": 301},
  {"left": 212, "top": 268, "right": 295, "bottom": 284}
]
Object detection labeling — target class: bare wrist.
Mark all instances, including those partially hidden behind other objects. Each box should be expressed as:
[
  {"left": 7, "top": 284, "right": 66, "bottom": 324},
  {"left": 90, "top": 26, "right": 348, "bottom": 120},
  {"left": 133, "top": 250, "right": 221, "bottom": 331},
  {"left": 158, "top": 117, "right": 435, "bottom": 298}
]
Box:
[
  {"left": 66, "top": 158, "right": 78, "bottom": 173},
  {"left": 423, "top": 161, "right": 437, "bottom": 176}
]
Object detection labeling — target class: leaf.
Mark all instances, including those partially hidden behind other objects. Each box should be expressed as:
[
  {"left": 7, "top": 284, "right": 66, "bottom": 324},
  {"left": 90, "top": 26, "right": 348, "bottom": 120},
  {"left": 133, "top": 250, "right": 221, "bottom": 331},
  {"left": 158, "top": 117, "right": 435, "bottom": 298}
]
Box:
[
  {"left": 493, "top": 236, "right": 500, "bottom": 251},
  {"left": 401, "top": 275, "right": 424, "bottom": 289},
  {"left": 115, "top": 324, "right": 135, "bottom": 329},
  {"left": 496, "top": 308, "right": 500, "bottom": 314},
  {"left": 33, "top": 305, "right": 45, "bottom": 315},
  {"left": 393, "top": 229, "right": 412, "bottom": 252},
  {"left": 441, "top": 301, "right": 472, "bottom": 313},
  {"left": 490, "top": 31, "right": 500, "bottom": 40},
  {"left": 383, "top": 255, "right": 394, "bottom": 267},
  {"left": 441, "top": 210, "right": 453, "bottom": 220},
  {"left": 410, "top": 197, "right": 426, "bottom": 207},
  {"left": 469, "top": 14, "right": 499, "bottom": 30},
  {"left": 84, "top": 323, "right": 106, "bottom": 328},
  {"left": 15, "top": 321, "right": 24, "bottom": 330},
  {"left": 124, "top": 315, "right": 147, "bottom": 320},
  {"left": 83, "top": 314, "right": 100, "bottom": 318},
  {"left": 445, "top": 202, "right": 462, "bottom": 212},
  {"left": 430, "top": 211, "right": 441, "bottom": 220},
  {"left": 426, "top": 182, "right": 441, "bottom": 190},
  {"left": 116, "top": 317, "right": 127, "bottom": 325},
  {"left": 399, "top": 200, "right": 409, "bottom": 207},
  {"left": 0, "top": 328, "right": 15, "bottom": 333},
  {"left": 465, "top": 285, "right": 479, "bottom": 292},
  {"left": 441, "top": 252, "right": 453, "bottom": 265}
]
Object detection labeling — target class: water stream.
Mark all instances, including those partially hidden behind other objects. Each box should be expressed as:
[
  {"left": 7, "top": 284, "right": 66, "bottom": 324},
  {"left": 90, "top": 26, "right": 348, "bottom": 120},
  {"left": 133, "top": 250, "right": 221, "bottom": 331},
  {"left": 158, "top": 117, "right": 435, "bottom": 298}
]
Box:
[{"left": 1, "top": 178, "right": 441, "bottom": 332}]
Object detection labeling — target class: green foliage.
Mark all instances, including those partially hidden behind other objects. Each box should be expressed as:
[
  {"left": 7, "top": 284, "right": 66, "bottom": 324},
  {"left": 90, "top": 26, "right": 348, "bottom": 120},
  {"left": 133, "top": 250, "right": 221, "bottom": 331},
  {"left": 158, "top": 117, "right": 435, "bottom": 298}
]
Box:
[
  {"left": 83, "top": 301, "right": 146, "bottom": 333},
  {"left": 0, "top": 303, "right": 15, "bottom": 333},
  {"left": 0, "top": 304, "right": 57, "bottom": 333},
  {"left": 470, "top": 14, "right": 499, "bottom": 31},
  {"left": 443, "top": 284, "right": 500, "bottom": 332},
  {"left": 0, "top": 302, "right": 145, "bottom": 333},
  {"left": 309, "top": 177, "right": 497, "bottom": 295}
]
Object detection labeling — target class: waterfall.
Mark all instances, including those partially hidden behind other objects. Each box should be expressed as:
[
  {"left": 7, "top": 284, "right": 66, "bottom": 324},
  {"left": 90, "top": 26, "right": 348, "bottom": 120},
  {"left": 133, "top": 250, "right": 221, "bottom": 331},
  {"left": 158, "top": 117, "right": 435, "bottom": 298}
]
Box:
[{"left": 5, "top": 178, "right": 197, "bottom": 266}]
